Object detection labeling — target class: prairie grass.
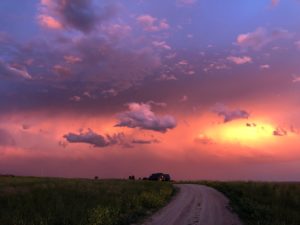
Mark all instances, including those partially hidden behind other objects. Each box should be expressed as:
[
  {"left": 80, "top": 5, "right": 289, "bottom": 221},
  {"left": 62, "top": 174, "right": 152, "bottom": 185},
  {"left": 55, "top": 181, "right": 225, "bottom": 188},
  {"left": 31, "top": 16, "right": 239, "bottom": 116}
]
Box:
[
  {"left": 0, "top": 176, "right": 174, "bottom": 225},
  {"left": 198, "top": 181, "right": 300, "bottom": 225}
]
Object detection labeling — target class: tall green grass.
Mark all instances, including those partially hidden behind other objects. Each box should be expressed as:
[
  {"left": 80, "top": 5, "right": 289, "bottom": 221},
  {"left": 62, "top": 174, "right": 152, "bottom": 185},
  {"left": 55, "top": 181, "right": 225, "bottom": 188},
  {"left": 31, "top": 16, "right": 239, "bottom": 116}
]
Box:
[
  {"left": 199, "top": 181, "right": 300, "bottom": 225},
  {"left": 0, "top": 176, "right": 174, "bottom": 225}
]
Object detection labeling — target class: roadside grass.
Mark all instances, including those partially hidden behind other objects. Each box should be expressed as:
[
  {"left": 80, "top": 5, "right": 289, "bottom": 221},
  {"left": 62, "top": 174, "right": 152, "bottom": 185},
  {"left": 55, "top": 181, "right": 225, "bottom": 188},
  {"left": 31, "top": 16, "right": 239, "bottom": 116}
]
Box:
[
  {"left": 0, "top": 176, "right": 174, "bottom": 225},
  {"left": 194, "top": 181, "right": 300, "bottom": 225}
]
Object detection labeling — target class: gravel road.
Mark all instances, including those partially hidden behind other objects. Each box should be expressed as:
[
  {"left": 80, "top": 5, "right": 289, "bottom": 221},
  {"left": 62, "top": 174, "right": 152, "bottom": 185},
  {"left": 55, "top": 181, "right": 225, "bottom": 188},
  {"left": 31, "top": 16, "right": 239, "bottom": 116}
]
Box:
[{"left": 142, "top": 184, "right": 242, "bottom": 225}]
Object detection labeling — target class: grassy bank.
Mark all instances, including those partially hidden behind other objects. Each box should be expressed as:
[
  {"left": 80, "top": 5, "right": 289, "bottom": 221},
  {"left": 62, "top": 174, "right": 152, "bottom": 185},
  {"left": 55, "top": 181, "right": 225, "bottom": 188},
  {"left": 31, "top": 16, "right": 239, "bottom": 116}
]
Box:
[
  {"left": 0, "top": 176, "right": 174, "bottom": 225},
  {"left": 198, "top": 181, "right": 300, "bottom": 225}
]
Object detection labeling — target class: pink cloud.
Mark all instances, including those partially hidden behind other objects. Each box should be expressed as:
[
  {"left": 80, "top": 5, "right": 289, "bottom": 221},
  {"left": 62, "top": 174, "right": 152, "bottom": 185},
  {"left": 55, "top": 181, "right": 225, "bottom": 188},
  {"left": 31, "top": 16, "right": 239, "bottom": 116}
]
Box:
[
  {"left": 152, "top": 41, "right": 172, "bottom": 50},
  {"left": 103, "top": 24, "right": 132, "bottom": 38},
  {"left": 115, "top": 102, "right": 177, "bottom": 133},
  {"left": 237, "top": 27, "right": 292, "bottom": 50},
  {"left": 227, "top": 56, "right": 252, "bottom": 65},
  {"left": 137, "top": 14, "right": 170, "bottom": 32},
  {"left": 260, "top": 64, "right": 270, "bottom": 69},
  {"left": 64, "top": 55, "right": 82, "bottom": 64},
  {"left": 38, "top": 15, "right": 62, "bottom": 29},
  {"left": 69, "top": 96, "right": 81, "bottom": 102}
]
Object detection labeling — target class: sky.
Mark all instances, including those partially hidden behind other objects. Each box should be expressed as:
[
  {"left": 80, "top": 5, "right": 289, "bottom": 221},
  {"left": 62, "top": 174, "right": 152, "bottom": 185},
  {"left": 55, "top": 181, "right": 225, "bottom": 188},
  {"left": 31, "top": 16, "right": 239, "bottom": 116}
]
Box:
[{"left": 1, "top": 0, "right": 300, "bottom": 180}]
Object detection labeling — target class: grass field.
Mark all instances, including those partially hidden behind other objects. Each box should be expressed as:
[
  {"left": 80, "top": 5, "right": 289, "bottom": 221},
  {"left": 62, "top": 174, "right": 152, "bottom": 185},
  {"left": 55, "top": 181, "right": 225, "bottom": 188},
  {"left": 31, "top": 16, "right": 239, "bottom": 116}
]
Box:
[
  {"left": 0, "top": 176, "right": 174, "bottom": 225},
  {"left": 198, "top": 181, "right": 300, "bottom": 225}
]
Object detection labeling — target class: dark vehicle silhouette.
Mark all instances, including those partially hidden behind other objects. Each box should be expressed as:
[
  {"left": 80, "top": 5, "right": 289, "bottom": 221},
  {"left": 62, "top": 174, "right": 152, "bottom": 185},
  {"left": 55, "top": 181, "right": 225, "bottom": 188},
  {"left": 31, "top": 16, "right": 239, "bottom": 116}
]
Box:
[{"left": 148, "top": 173, "right": 171, "bottom": 181}]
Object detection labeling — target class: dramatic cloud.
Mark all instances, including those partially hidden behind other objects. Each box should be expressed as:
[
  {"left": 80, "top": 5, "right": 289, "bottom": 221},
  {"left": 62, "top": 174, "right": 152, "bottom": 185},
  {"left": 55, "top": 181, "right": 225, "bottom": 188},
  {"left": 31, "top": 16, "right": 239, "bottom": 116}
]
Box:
[
  {"left": 63, "top": 129, "right": 123, "bottom": 148},
  {"left": 137, "top": 14, "right": 170, "bottom": 32},
  {"left": 39, "top": 0, "right": 118, "bottom": 32},
  {"left": 237, "top": 27, "right": 292, "bottom": 50},
  {"left": 0, "top": 60, "right": 32, "bottom": 79},
  {"left": 227, "top": 56, "right": 252, "bottom": 65},
  {"left": 115, "top": 103, "right": 177, "bottom": 133},
  {"left": 213, "top": 103, "right": 250, "bottom": 123}
]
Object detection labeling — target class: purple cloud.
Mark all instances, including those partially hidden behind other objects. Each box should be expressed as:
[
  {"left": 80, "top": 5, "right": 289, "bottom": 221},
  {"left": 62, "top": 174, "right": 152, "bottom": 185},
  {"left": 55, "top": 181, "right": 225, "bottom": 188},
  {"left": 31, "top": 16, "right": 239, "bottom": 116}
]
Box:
[
  {"left": 213, "top": 103, "right": 250, "bottom": 123},
  {"left": 63, "top": 129, "right": 123, "bottom": 148},
  {"left": 115, "top": 103, "right": 177, "bottom": 133}
]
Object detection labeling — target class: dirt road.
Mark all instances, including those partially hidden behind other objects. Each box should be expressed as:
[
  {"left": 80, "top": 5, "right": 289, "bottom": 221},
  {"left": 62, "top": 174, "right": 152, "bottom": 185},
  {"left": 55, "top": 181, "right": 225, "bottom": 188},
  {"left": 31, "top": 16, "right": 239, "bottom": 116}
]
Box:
[{"left": 142, "top": 184, "right": 242, "bottom": 225}]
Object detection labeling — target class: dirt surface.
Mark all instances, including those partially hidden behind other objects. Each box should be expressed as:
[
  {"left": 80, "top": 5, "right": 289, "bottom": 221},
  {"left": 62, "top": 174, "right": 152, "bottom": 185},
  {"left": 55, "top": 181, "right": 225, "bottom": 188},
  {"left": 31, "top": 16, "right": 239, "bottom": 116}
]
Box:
[{"left": 142, "top": 184, "right": 242, "bottom": 225}]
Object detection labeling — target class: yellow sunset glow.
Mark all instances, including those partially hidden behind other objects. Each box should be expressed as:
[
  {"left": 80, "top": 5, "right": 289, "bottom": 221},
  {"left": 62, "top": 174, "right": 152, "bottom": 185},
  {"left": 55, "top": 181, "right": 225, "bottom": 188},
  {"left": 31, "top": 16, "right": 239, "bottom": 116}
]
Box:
[
  {"left": 222, "top": 123, "right": 274, "bottom": 143},
  {"left": 203, "top": 121, "right": 276, "bottom": 147}
]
